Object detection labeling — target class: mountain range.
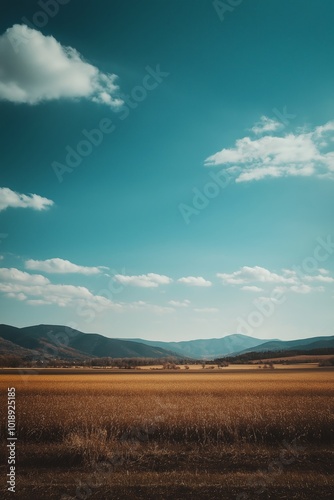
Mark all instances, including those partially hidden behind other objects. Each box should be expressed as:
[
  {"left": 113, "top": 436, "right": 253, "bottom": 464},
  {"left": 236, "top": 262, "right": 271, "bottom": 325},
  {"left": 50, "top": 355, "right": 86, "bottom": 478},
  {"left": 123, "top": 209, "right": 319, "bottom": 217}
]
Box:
[
  {"left": 123, "top": 335, "right": 273, "bottom": 359},
  {"left": 0, "top": 324, "right": 333, "bottom": 361},
  {"left": 0, "top": 324, "right": 177, "bottom": 360}
]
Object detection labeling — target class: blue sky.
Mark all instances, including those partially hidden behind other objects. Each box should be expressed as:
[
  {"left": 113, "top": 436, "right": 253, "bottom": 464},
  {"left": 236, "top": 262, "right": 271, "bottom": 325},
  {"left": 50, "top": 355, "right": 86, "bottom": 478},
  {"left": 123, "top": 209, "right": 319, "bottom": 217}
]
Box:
[{"left": 0, "top": 0, "right": 333, "bottom": 341}]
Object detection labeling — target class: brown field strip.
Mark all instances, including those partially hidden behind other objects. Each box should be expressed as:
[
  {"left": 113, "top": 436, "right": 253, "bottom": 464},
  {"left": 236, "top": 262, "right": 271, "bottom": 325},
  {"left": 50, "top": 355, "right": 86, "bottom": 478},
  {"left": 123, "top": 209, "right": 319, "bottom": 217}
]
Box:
[{"left": 1, "top": 370, "right": 333, "bottom": 499}]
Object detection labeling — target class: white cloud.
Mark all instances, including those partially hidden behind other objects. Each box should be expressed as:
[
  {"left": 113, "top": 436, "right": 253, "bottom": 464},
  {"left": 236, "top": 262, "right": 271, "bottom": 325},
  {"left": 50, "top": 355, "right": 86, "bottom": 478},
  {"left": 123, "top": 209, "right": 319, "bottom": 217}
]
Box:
[
  {"left": 26, "top": 299, "right": 50, "bottom": 306},
  {"left": 290, "top": 284, "right": 313, "bottom": 294},
  {"left": 0, "top": 267, "right": 121, "bottom": 310},
  {"left": 168, "top": 299, "right": 191, "bottom": 307},
  {"left": 241, "top": 285, "right": 264, "bottom": 292},
  {"left": 204, "top": 119, "right": 334, "bottom": 182},
  {"left": 25, "top": 258, "right": 104, "bottom": 276},
  {"left": 128, "top": 301, "right": 174, "bottom": 314},
  {"left": 7, "top": 292, "right": 27, "bottom": 301},
  {"left": 290, "top": 284, "right": 324, "bottom": 294},
  {"left": 0, "top": 187, "right": 54, "bottom": 212},
  {"left": 219, "top": 266, "right": 333, "bottom": 295},
  {"left": 114, "top": 273, "right": 172, "bottom": 288},
  {"left": 217, "top": 266, "right": 296, "bottom": 285},
  {"left": 251, "top": 116, "right": 283, "bottom": 135},
  {"left": 0, "top": 24, "right": 123, "bottom": 108},
  {"left": 0, "top": 267, "right": 49, "bottom": 285},
  {"left": 304, "top": 274, "right": 334, "bottom": 283},
  {"left": 255, "top": 296, "right": 282, "bottom": 305},
  {"left": 177, "top": 276, "right": 212, "bottom": 287}
]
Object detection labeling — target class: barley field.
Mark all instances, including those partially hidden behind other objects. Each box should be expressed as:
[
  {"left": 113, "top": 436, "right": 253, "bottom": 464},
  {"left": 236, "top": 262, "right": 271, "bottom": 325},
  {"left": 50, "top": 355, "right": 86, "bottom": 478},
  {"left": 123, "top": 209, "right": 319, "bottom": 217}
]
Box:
[{"left": 1, "top": 369, "right": 334, "bottom": 499}]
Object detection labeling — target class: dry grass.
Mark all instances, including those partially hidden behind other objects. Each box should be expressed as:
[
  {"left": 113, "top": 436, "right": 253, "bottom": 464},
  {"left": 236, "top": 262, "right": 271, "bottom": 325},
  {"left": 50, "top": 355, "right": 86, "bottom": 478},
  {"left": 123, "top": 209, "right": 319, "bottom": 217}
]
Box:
[{"left": 0, "top": 370, "right": 333, "bottom": 499}]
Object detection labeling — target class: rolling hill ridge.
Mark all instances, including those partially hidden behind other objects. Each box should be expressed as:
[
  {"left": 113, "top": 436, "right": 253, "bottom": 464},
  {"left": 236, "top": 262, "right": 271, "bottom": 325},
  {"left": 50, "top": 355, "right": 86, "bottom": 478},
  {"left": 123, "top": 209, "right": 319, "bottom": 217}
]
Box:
[
  {"left": 0, "top": 324, "right": 179, "bottom": 360},
  {"left": 0, "top": 324, "right": 333, "bottom": 361}
]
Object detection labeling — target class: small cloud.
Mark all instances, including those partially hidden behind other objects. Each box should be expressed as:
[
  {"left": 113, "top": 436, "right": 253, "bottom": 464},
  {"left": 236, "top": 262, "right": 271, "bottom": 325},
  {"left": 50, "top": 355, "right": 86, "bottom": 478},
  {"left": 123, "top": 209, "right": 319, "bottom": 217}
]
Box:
[
  {"left": 0, "top": 187, "right": 54, "bottom": 212},
  {"left": 7, "top": 292, "right": 27, "bottom": 301},
  {"left": 251, "top": 116, "right": 283, "bottom": 135},
  {"left": 0, "top": 267, "right": 49, "bottom": 285},
  {"left": 128, "top": 301, "right": 174, "bottom": 314},
  {"left": 25, "top": 257, "right": 104, "bottom": 276},
  {"left": 0, "top": 267, "right": 121, "bottom": 310},
  {"left": 114, "top": 273, "right": 172, "bottom": 288},
  {"left": 204, "top": 119, "right": 334, "bottom": 182},
  {"left": 241, "top": 285, "right": 264, "bottom": 292},
  {"left": 218, "top": 266, "right": 334, "bottom": 293},
  {"left": 255, "top": 296, "right": 282, "bottom": 305},
  {"left": 0, "top": 24, "right": 123, "bottom": 108},
  {"left": 290, "top": 284, "right": 323, "bottom": 294},
  {"left": 168, "top": 299, "right": 191, "bottom": 307},
  {"left": 26, "top": 299, "right": 49, "bottom": 306},
  {"left": 217, "top": 266, "right": 296, "bottom": 285},
  {"left": 304, "top": 274, "right": 334, "bottom": 283},
  {"left": 177, "top": 276, "right": 212, "bottom": 287}
]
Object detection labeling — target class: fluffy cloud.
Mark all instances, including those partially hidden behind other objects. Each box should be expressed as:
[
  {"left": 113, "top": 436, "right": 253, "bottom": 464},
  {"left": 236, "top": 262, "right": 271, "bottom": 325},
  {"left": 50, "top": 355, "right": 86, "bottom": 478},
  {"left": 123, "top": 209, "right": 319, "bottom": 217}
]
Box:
[
  {"left": 251, "top": 116, "right": 283, "bottom": 135},
  {"left": 205, "top": 119, "right": 334, "bottom": 182},
  {"left": 0, "top": 24, "right": 123, "bottom": 107},
  {"left": 0, "top": 187, "right": 54, "bottom": 212},
  {"left": 241, "top": 285, "right": 264, "bottom": 292},
  {"left": 128, "top": 301, "right": 174, "bottom": 314},
  {"left": 0, "top": 267, "right": 120, "bottom": 310},
  {"left": 0, "top": 267, "right": 49, "bottom": 285},
  {"left": 218, "top": 265, "right": 333, "bottom": 294},
  {"left": 217, "top": 266, "right": 296, "bottom": 285},
  {"left": 25, "top": 258, "right": 104, "bottom": 275},
  {"left": 290, "top": 284, "right": 315, "bottom": 294},
  {"left": 304, "top": 274, "right": 334, "bottom": 283},
  {"left": 114, "top": 273, "right": 172, "bottom": 288},
  {"left": 177, "top": 276, "right": 212, "bottom": 287},
  {"left": 168, "top": 299, "right": 191, "bottom": 307}
]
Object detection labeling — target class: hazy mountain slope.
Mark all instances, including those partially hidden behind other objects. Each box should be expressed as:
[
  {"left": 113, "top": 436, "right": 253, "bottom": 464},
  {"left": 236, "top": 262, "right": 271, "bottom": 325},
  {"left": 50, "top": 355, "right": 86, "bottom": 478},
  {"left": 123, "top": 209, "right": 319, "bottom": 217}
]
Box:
[
  {"left": 124, "top": 334, "right": 275, "bottom": 359},
  {"left": 238, "top": 336, "right": 334, "bottom": 354},
  {"left": 0, "top": 336, "right": 38, "bottom": 357},
  {"left": 0, "top": 324, "right": 180, "bottom": 359},
  {"left": 1, "top": 324, "right": 332, "bottom": 361}
]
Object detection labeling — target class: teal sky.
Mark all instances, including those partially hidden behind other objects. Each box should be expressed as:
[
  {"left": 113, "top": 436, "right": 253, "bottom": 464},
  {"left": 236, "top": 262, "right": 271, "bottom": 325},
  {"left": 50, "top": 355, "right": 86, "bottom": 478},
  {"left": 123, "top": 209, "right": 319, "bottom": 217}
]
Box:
[{"left": 0, "top": 0, "right": 333, "bottom": 341}]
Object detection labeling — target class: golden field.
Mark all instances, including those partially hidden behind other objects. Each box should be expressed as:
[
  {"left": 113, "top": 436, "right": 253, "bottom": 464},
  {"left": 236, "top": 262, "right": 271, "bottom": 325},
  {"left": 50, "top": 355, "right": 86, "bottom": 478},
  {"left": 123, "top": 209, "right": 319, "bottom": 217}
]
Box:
[{"left": 1, "top": 369, "right": 334, "bottom": 499}]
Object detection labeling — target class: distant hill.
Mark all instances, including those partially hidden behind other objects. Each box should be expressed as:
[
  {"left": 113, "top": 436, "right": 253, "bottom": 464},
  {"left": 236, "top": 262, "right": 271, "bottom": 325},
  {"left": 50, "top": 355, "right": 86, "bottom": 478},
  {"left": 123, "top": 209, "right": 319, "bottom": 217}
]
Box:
[
  {"left": 0, "top": 335, "right": 39, "bottom": 357},
  {"left": 0, "top": 324, "right": 180, "bottom": 360},
  {"left": 123, "top": 334, "right": 275, "bottom": 359},
  {"left": 237, "top": 336, "right": 334, "bottom": 355},
  {"left": 1, "top": 324, "right": 333, "bottom": 362}
]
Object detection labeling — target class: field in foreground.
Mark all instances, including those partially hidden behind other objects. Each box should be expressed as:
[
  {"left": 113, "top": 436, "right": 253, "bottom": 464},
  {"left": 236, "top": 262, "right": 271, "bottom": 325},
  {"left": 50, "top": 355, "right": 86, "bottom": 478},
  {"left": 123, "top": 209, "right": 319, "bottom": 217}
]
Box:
[{"left": 0, "top": 369, "right": 334, "bottom": 499}]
